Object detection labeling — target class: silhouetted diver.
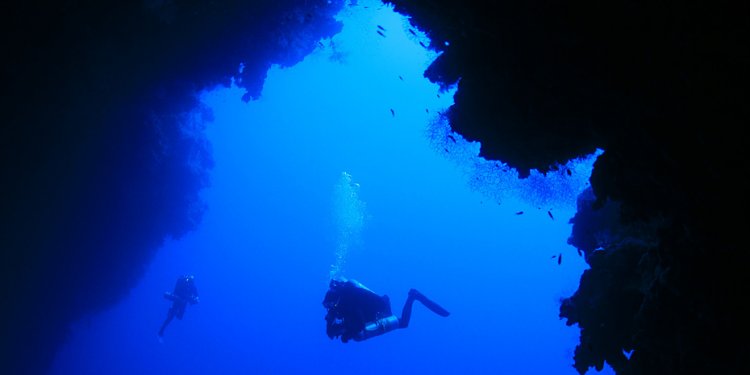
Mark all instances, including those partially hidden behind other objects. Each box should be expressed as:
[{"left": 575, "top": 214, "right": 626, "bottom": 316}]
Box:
[
  {"left": 323, "top": 278, "right": 449, "bottom": 342},
  {"left": 158, "top": 275, "right": 199, "bottom": 337}
]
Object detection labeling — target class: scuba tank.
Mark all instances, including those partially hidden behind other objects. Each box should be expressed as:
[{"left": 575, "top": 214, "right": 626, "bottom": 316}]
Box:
[{"left": 359, "top": 315, "right": 401, "bottom": 340}]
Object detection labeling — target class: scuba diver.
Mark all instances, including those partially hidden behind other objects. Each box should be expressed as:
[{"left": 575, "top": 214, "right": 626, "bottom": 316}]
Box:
[
  {"left": 158, "top": 274, "right": 199, "bottom": 337},
  {"left": 322, "top": 278, "right": 450, "bottom": 343}
]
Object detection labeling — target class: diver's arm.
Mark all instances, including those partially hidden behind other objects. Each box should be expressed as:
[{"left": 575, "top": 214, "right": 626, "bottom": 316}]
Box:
[{"left": 163, "top": 292, "right": 195, "bottom": 304}]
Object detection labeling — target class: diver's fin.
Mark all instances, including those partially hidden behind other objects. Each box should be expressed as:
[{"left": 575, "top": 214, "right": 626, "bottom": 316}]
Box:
[{"left": 409, "top": 289, "right": 450, "bottom": 317}]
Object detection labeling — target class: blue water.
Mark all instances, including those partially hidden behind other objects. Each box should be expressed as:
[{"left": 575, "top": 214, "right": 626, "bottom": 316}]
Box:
[{"left": 50, "top": 2, "right": 613, "bottom": 374}]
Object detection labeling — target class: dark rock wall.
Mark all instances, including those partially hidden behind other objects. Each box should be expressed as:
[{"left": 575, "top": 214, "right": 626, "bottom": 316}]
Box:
[
  {"left": 385, "top": 0, "right": 748, "bottom": 374},
  {"left": 0, "top": 1, "right": 344, "bottom": 374}
]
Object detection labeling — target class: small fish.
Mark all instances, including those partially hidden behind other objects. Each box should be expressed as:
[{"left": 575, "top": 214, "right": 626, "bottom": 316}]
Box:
[
  {"left": 419, "top": 41, "right": 427, "bottom": 48},
  {"left": 444, "top": 148, "right": 449, "bottom": 153},
  {"left": 436, "top": 93, "right": 440, "bottom": 98},
  {"left": 425, "top": 108, "right": 429, "bottom": 113},
  {"left": 515, "top": 211, "right": 524, "bottom": 215},
  {"left": 447, "top": 135, "right": 456, "bottom": 143},
  {"left": 398, "top": 75, "right": 403, "bottom": 81},
  {"left": 547, "top": 210, "right": 554, "bottom": 220},
  {"left": 377, "top": 30, "right": 385, "bottom": 37},
  {"left": 409, "top": 29, "right": 416, "bottom": 36},
  {"left": 377, "top": 25, "right": 385, "bottom": 31},
  {"left": 558, "top": 253, "right": 562, "bottom": 265},
  {"left": 390, "top": 108, "right": 395, "bottom": 117},
  {"left": 318, "top": 41, "right": 325, "bottom": 48}
]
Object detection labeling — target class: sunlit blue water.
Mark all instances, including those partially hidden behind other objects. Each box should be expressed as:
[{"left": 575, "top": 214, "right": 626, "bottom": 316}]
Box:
[{"left": 50, "top": 2, "right": 612, "bottom": 374}]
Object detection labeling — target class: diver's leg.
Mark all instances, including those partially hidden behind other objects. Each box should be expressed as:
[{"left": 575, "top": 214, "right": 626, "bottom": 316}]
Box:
[
  {"left": 409, "top": 289, "right": 450, "bottom": 317},
  {"left": 159, "top": 308, "right": 175, "bottom": 336},
  {"left": 175, "top": 302, "right": 186, "bottom": 320},
  {"left": 399, "top": 292, "right": 417, "bottom": 328}
]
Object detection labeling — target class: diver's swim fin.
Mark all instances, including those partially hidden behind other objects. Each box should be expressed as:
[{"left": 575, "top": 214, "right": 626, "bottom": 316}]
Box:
[{"left": 409, "top": 289, "right": 450, "bottom": 317}]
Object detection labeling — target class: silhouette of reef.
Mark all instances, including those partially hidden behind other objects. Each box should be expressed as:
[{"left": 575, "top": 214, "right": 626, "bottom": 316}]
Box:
[
  {"left": 1, "top": 1, "right": 344, "bottom": 374},
  {"left": 385, "top": 1, "right": 748, "bottom": 374}
]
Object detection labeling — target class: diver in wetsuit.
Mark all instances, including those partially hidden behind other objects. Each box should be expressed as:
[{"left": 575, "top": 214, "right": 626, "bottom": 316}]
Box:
[
  {"left": 159, "top": 274, "right": 199, "bottom": 337},
  {"left": 322, "top": 278, "right": 450, "bottom": 343}
]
